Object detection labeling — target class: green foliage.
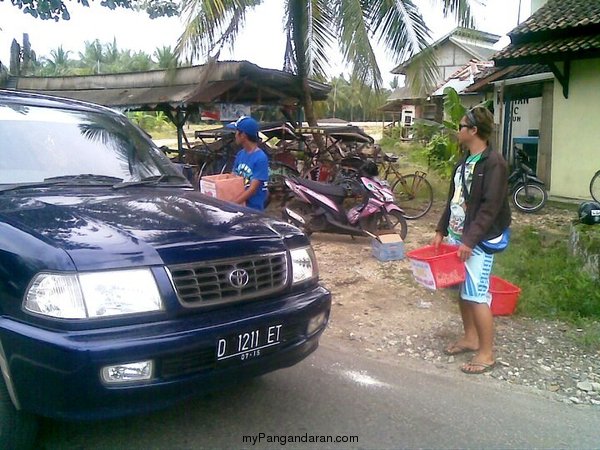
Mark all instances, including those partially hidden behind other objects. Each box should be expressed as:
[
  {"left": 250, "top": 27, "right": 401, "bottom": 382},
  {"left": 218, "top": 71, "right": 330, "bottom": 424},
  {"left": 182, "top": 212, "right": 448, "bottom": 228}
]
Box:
[
  {"left": 324, "top": 75, "right": 389, "bottom": 121},
  {"left": 127, "top": 111, "right": 174, "bottom": 134},
  {"left": 424, "top": 132, "right": 459, "bottom": 178},
  {"left": 443, "top": 86, "right": 466, "bottom": 125},
  {"left": 30, "top": 39, "right": 180, "bottom": 76},
  {"left": 420, "top": 87, "right": 465, "bottom": 178},
  {"left": 7, "top": 0, "right": 179, "bottom": 21},
  {"left": 412, "top": 118, "right": 443, "bottom": 143},
  {"left": 494, "top": 226, "right": 600, "bottom": 328},
  {"left": 383, "top": 126, "right": 403, "bottom": 140}
]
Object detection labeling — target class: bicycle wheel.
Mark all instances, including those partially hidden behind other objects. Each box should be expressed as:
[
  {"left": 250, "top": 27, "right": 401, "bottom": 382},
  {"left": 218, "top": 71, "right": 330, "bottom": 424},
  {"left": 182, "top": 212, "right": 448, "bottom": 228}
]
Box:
[
  {"left": 512, "top": 182, "right": 547, "bottom": 213},
  {"left": 392, "top": 173, "right": 433, "bottom": 220},
  {"left": 590, "top": 171, "right": 600, "bottom": 202},
  {"left": 364, "top": 210, "right": 408, "bottom": 240}
]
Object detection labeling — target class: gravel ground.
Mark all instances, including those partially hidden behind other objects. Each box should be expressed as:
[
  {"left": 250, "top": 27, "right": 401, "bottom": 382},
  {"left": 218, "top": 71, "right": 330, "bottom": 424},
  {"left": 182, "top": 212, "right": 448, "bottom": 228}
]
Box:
[{"left": 296, "top": 202, "right": 600, "bottom": 407}]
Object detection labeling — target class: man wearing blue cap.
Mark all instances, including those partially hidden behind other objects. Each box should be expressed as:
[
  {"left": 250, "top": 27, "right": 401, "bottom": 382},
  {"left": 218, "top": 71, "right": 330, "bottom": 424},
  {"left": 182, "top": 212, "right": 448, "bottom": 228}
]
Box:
[{"left": 227, "top": 116, "right": 269, "bottom": 211}]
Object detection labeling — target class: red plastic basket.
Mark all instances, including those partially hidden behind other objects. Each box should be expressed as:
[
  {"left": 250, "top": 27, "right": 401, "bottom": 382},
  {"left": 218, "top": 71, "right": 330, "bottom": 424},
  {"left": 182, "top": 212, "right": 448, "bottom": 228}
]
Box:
[
  {"left": 489, "top": 276, "right": 521, "bottom": 316},
  {"left": 406, "top": 244, "right": 465, "bottom": 290}
]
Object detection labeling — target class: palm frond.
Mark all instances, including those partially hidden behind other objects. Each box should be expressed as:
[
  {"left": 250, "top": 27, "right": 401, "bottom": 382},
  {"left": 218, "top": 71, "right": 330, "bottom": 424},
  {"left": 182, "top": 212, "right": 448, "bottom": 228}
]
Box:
[
  {"left": 175, "top": 0, "right": 262, "bottom": 63},
  {"left": 335, "top": 0, "right": 381, "bottom": 89},
  {"left": 439, "top": 0, "right": 484, "bottom": 28},
  {"left": 367, "top": 0, "right": 437, "bottom": 93},
  {"left": 283, "top": 0, "right": 334, "bottom": 78}
]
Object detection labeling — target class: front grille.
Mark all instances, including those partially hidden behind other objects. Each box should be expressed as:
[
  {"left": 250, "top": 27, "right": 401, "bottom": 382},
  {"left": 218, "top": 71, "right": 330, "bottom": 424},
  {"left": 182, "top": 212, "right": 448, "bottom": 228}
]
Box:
[{"left": 168, "top": 252, "right": 288, "bottom": 307}]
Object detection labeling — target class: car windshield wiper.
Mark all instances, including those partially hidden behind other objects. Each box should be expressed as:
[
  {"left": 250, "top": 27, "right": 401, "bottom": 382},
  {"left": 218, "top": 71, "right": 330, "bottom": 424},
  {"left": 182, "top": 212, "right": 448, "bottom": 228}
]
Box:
[
  {"left": 44, "top": 174, "right": 124, "bottom": 184},
  {"left": 0, "top": 174, "right": 126, "bottom": 193},
  {"left": 0, "top": 180, "right": 67, "bottom": 193},
  {"left": 112, "top": 174, "right": 190, "bottom": 189}
]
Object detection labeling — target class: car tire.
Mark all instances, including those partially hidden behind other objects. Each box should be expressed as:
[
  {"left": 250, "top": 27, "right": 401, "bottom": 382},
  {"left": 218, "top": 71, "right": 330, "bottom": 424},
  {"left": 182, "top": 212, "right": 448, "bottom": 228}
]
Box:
[{"left": 0, "top": 376, "right": 38, "bottom": 450}]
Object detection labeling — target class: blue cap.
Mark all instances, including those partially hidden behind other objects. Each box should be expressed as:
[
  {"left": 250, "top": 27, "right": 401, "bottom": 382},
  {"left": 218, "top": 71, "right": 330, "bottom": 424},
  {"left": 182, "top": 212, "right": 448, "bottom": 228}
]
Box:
[{"left": 226, "top": 116, "right": 259, "bottom": 140}]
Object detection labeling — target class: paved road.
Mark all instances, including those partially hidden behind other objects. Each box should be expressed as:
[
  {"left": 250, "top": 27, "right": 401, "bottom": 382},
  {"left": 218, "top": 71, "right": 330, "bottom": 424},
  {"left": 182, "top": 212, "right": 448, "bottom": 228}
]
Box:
[{"left": 37, "top": 340, "right": 600, "bottom": 449}]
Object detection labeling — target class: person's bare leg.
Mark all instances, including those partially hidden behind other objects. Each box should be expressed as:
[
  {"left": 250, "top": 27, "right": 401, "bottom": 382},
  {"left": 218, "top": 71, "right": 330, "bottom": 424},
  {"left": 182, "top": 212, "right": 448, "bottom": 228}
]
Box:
[
  {"left": 445, "top": 297, "right": 479, "bottom": 353},
  {"left": 461, "top": 303, "right": 495, "bottom": 373}
]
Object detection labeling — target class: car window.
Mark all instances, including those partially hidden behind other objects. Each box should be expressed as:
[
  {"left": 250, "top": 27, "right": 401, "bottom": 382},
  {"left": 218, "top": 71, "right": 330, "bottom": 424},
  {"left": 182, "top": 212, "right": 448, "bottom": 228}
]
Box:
[{"left": 0, "top": 103, "right": 180, "bottom": 184}]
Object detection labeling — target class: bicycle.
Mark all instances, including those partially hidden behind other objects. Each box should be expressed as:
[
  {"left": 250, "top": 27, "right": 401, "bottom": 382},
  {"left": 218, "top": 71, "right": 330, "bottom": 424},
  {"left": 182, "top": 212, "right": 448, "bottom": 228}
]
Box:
[
  {"left": 377, "top": 152, "right": 433, "bottom": 220},
  {"left": 590, "top": 170, "right": 600, "bottom": 202}
]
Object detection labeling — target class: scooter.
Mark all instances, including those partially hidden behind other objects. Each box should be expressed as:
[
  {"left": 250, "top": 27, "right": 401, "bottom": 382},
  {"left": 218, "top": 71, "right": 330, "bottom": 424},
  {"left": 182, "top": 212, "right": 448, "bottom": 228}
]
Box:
[
  {"left": 282, "top": 162, "right": 408, "bottom": 239},
  {"left": 509, "top": 145, "right": 548, "bottom": 213}
]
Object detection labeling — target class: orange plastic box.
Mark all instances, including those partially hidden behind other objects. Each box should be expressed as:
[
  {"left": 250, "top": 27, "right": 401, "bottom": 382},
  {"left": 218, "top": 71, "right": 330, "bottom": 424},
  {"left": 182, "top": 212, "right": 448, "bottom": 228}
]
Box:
[
  {"left": 406, "top": 244, "right": 465, "bottom": 290},
  {"left": 489, "top": 276, "right": 521, "bottom": 316},
  {"left": 200, "top": 174, "right": 245, "bottom": 203}
]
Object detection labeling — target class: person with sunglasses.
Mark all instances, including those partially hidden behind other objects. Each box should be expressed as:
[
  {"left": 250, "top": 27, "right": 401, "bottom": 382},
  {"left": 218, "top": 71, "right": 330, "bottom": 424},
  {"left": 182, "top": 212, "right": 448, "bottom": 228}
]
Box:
[{"left": 432, "top": 106, "right": 512, "bottom": 375}]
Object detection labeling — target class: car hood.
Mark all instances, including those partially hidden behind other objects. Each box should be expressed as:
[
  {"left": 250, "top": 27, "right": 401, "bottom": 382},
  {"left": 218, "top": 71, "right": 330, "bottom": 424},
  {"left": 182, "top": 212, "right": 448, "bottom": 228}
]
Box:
[{"left": 0, "top": 188, "right": 304, "bottom": 271}]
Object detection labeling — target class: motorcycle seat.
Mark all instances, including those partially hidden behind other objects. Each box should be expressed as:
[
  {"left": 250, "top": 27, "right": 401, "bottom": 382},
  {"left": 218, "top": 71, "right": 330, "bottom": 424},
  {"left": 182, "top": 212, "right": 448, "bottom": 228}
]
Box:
[{"left": 292, "top": 176, "right": 347, "bottom": 199}]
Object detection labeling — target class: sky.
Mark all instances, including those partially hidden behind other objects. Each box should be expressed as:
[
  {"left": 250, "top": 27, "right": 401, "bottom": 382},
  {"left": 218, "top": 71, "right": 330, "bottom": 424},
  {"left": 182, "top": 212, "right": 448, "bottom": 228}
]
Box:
[{"left": 0, "top": 0, "right": 531, "bottom": 88}]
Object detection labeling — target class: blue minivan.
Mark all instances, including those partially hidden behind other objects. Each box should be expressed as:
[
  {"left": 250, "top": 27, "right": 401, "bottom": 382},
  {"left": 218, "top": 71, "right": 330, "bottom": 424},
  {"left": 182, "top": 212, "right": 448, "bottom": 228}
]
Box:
[{"left": 0, "top": 90, "right": 331, "bottom": 448}]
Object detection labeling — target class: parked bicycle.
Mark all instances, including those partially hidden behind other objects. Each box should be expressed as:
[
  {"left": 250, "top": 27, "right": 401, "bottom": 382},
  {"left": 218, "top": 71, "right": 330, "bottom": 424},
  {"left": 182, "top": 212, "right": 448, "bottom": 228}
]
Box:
[
  {"left": 589, "top": 169, "right": 600, "bottom": 203},
  {"left": 509, "top": 145, "right": 548, "bottom": 213},
  {"left": 377, "top": 152, "right": 433, "bottom": 220}
]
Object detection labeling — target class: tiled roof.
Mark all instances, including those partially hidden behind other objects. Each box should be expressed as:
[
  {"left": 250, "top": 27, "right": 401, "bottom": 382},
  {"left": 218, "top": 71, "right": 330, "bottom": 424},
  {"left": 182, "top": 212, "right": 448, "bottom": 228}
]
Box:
[
  {"left": 510, "top": 0, "right": 600, "bottom": 39},
  {"left": 494, "top": 33, "right": 600, "bottom": 63},
  {"left": 493, "top": 0, "right": 600, "bottom": 65},
  {"left": 431, "top": 60, "right": 494, "bottom": 96},
  {"left": 466, "top": 64, "right": 552, "bottom": 92}
]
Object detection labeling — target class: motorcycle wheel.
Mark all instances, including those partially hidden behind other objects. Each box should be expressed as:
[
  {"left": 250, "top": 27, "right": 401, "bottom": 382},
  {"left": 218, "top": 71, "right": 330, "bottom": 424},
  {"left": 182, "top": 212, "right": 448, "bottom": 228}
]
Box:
[
  {"left": 589, "top": 170, "right": 600, "bottom": 203},
  {"left": 366, "top": 210, "right": 408, "bottom": 240},
  {"left": 512, "top": 182, "right": 547, "bottom": 213},
  {"left": 282, "top": 199, "right": 314, "bottom": 236}
]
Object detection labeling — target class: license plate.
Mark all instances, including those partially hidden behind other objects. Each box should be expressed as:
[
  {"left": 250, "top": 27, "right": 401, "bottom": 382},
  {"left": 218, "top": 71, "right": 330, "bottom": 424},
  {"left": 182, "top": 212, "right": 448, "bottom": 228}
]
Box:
[{"left": 216, "top": 324, "right": 283, "bottom": 362}]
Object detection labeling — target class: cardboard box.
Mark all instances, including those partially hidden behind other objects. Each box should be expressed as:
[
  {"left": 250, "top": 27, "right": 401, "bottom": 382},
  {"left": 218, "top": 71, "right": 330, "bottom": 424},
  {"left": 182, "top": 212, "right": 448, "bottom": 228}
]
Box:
[
  {"left": 371, "top": 233, "right": 404, "bottom": 261},
  {"left": 200, "top": 174, "right": 245, "bottom": 203}
]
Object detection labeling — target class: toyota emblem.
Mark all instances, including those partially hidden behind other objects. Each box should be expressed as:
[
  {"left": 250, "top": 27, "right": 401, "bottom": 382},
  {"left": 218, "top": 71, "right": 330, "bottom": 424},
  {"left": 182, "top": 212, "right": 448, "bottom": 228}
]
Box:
[{"left": 228, "top": 268, "right": 250, "bottom": 288}]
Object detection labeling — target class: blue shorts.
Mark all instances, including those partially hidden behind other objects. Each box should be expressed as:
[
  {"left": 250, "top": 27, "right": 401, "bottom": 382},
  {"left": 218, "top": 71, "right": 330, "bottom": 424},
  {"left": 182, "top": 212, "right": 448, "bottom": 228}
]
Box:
[{"left": 447, "top": 236, "right": 494, "bottom": 304}]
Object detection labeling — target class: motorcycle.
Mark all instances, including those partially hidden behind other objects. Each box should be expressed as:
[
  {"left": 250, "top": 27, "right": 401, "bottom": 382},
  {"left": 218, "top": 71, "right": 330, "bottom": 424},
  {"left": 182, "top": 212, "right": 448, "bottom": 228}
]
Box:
[
  {"left": 282, "top": 162, "right": 408, "bottom": 239},
  {"left": 509, "top": 145, "right": 548, "bottom": 213}
]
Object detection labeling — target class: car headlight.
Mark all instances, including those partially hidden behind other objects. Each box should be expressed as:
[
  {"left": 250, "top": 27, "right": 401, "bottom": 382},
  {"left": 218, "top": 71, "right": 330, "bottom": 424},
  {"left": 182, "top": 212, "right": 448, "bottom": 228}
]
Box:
[
  {"left": 290, "top": 247, "right": 318, "bottom": 284},
  {"left": 24, "top": 268, "right": 163, "bottom": 319}
]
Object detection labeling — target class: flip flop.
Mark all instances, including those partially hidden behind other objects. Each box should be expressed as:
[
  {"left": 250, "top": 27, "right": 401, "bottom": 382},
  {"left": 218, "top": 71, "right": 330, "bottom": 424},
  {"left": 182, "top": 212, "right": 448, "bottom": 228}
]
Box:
[
  {"left": 443, "top": 344, "right": 478, "bottom": 356},
  {"left": 460, "top": 361, "right": 496, "bottom": 375}
]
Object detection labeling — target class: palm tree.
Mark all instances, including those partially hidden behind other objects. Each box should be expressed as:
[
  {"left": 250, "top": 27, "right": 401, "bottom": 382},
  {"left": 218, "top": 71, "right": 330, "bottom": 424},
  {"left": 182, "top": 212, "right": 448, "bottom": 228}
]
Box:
[
  {"left": 154, "top": 45, "right": 179, "bottom": 69},
  {"left": 175, "top": 0, "right": 477, "bottom": 129},
  {"left": 38, "top": 46, "right": 74, "bottom": 76},
  {"left": 78, "top": 39, "right": 104, "bottom": 74}
]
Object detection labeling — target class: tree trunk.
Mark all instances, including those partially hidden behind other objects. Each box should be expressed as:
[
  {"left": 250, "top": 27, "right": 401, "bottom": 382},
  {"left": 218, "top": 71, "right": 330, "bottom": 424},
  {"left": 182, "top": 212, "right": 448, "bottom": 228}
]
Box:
[{"left": 302, "top": 76, "right": 318, "bottom": 127}]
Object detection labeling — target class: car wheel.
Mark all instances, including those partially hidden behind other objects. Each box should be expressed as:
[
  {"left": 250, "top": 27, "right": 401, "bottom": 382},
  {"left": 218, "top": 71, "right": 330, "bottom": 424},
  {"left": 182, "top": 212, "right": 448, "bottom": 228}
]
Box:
[{"left": 0, "top": 376, "right": 38, "bottom": 450}]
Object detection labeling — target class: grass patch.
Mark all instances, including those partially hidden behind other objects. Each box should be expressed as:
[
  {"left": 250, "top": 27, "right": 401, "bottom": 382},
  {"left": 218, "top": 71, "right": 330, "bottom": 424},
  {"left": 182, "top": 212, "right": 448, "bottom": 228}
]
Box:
[{"left": 493, "top": 225, "right": 600, "bottom": 346}]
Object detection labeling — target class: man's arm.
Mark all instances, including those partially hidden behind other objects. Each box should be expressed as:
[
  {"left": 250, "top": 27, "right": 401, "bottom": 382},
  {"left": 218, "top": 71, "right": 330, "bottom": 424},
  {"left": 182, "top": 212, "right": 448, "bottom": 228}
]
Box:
[{"left": 234, "top": 179, "right": 261, "bottom": 205}]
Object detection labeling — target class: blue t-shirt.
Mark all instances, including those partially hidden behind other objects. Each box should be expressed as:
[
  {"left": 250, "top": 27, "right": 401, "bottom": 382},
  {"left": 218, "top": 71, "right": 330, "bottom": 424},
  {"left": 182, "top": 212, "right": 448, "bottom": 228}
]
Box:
[{"left": 233, "top": 148, "right": 269, "bottom": 210}]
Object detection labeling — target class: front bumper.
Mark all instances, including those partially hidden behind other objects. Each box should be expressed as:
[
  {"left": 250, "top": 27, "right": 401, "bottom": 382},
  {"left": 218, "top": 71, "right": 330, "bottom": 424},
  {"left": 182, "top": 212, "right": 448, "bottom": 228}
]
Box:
[{"left": 0, "top": 286, "right": 330, "bottom": 421}]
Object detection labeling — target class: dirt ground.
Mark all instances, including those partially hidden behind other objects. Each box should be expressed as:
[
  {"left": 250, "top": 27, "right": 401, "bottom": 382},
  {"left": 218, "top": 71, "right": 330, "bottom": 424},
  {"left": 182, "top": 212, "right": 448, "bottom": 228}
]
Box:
[
  {"left": 309, "top": 201, "right": 465, "bottom": 349},
  {"left": 268, "top": 200, "right": 600, "bottom": 405}
]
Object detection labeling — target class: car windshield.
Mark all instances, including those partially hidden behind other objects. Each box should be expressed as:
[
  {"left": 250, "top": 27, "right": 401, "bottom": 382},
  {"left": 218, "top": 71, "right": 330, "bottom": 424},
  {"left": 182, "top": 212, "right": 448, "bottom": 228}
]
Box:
[{"left": 0, "top": 103, "right": 185, "bottom": 185}]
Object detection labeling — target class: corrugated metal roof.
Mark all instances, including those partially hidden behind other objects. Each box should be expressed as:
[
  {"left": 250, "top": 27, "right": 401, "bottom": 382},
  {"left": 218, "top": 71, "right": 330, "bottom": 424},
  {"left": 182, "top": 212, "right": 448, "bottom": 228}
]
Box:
[{"left": 11, "top": 60, "right": 331, "bottom": 109}]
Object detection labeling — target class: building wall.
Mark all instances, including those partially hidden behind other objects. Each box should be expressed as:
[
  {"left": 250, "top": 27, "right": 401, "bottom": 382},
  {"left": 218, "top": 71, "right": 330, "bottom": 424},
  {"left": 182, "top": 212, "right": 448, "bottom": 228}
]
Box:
[
  {"left": 436, "top": 44, "right": 475, "bottom": 80},
  {"left": 552, "top": 58, "right": 600, "bottom": 199}
]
